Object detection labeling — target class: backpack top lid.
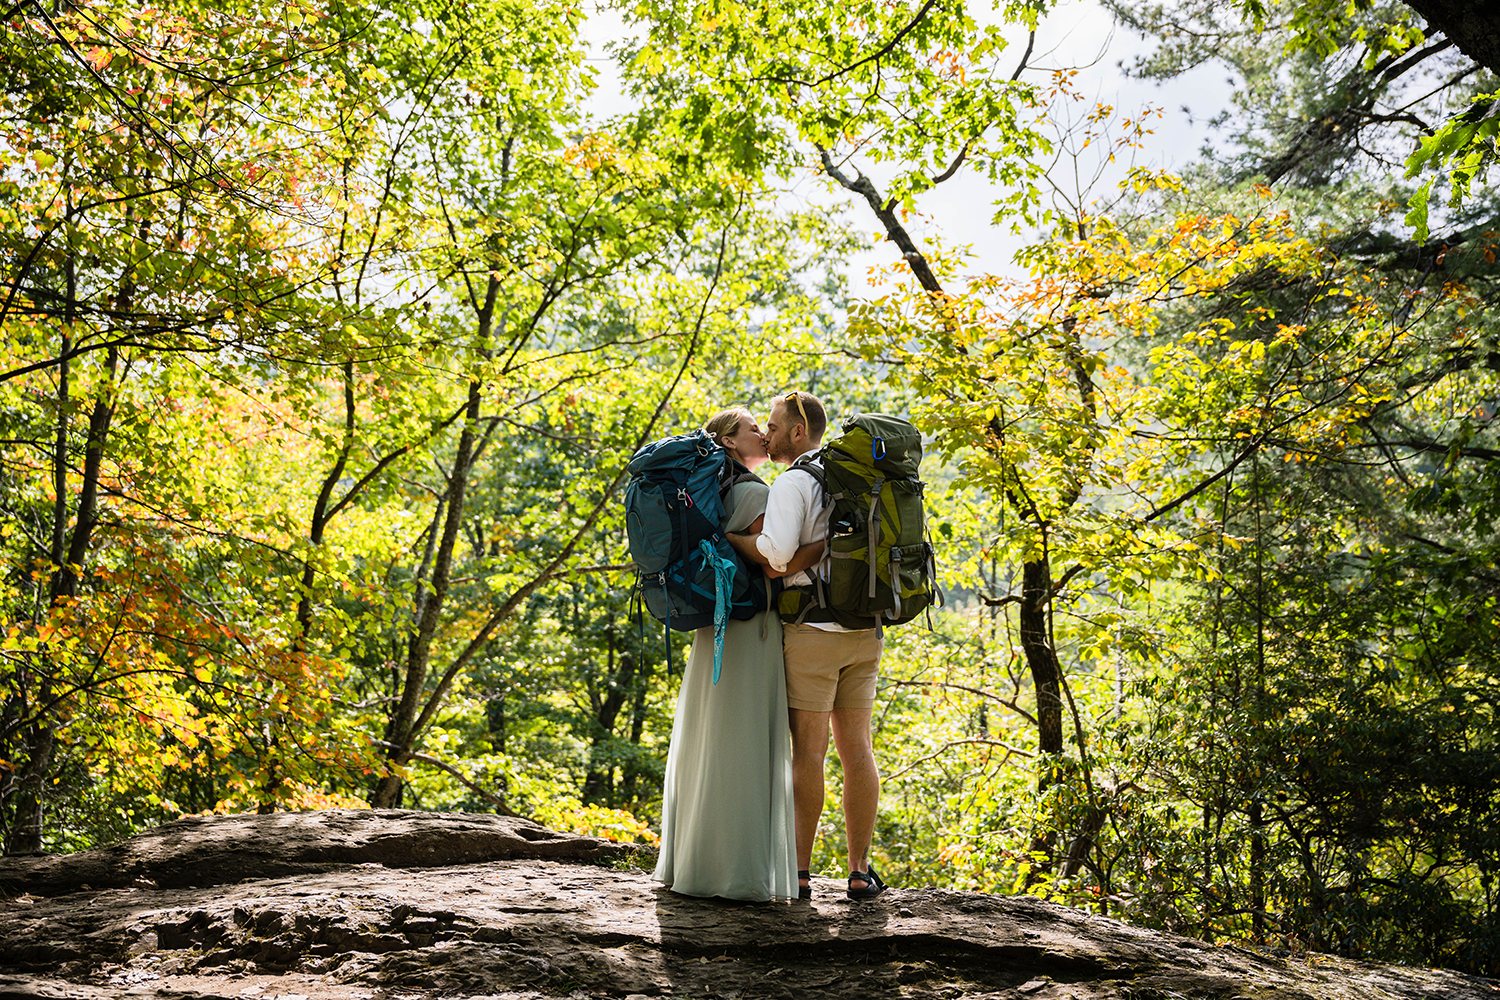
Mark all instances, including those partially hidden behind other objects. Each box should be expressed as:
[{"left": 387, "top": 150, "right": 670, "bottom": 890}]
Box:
[
  {"left": 827, "top": 413, "right": 922, "bottom": 478},
  {"left": 628, "top": 428, "right": 720, "bottom": 479}
]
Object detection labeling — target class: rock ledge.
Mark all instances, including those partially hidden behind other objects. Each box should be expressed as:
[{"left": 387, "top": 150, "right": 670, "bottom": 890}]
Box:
[{"left": 0, "top": 810, "right": 1495, "bottom": 1000}]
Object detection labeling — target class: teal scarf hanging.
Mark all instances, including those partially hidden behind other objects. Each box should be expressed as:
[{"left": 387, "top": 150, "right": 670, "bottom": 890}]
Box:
[{"left": 698, "top": 538, "right": 738, "bottom": 684}]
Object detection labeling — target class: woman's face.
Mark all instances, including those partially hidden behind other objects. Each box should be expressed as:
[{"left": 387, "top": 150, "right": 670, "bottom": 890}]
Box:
[{"left": 722, "top": 415, "right": 769, "bottom": 468}]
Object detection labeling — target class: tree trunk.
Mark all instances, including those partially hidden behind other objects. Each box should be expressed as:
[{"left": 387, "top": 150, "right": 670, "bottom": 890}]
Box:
[
  {"left": 1402, "top": 0, "right": 1500, "bottom": 76},
  {"left": 52, "top": 345, "right": 118, "bottom": 602},
  {"left": 15, "top": 240, "right": 121, "bottom": 850},
  {"left": 582, "top": 628, "right": 633, "bottom": 806},
  {"left": 15, "top": 282, "right": 74, "bottom": 856},
  {"left": 1021, "top": 552, "right": 1066, "bottom": 880},
  {"left": 294, "top": 360, "right": 356, "bottom": 647},
  {"left": 255, "top": 365, "right": 359, "bottom": 814},
  {"left": 3, "top": 723, "right": 54, "bottom": 855},
  {"left": 820, "top": 152, "right": 1091, "bottom": 882},
  {"left": 1020, "top": 556, "right": 1064, "bottom": 759},
  {"left": 371, "top": 376, "right": 484, "bottom": 809},
  {"left": 1250, "top": 447, "right": 1267, "bottom": 943},
  {"left": 620, "top": 647, "right": 651, "bottom": 805},
  {"left": 1250, "top": 798, "right": 1266, "bottom": 942}
]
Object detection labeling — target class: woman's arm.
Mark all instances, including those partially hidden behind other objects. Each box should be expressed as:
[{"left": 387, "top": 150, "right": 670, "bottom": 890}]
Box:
[{"left": 727, "top": 514, "right": 769, "bottom": 568}]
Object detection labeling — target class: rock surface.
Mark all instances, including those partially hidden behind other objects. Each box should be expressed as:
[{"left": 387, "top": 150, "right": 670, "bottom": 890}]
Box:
[{"left": 0, "top": 810, "right": 1496, "bottom": 1000}]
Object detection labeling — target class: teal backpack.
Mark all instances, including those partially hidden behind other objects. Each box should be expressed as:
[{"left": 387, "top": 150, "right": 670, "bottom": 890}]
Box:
[
  {"left": 625, "top": 429, "right": 768, "bottom": 680},
  {"left": 780, "top": 413, "right": 940, "bottom": 629}
]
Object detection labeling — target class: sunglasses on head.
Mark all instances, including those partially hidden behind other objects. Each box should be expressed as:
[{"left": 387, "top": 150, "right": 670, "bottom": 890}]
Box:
[{"left": 783, "top": 391, "right": 809, "bottom": 429}]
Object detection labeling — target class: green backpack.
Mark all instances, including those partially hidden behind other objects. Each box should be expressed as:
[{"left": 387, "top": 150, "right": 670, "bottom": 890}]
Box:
[{"left": 781, "top": 413, "right": 940, "bottom": 629}]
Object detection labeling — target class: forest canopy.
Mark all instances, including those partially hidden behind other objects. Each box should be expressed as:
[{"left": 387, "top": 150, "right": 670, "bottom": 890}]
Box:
[{"left": 2, "top": 0, "right": 1496, "bottom": 978}]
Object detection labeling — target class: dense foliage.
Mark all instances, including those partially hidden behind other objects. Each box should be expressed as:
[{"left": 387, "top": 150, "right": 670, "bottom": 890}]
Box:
[{"left": 2, "top": 0, "right": 1496, "bottom": 978}]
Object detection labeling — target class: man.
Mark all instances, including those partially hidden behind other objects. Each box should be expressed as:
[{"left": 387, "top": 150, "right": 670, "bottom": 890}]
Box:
[{"left": 728, "top": 391, "right": 886, "bottom": 901}]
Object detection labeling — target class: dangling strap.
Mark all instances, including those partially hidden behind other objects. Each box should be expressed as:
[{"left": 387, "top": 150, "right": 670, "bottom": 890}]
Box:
[
  {"left": 699, "top": 538, "right": 738, "bottom": 684},
  {"left": 867, "top": 479, "right": 884, "bottom": 601},
  {"left": 788, "top": 455, "right": 833, "bottom": 626},
  {"left": 676, "top": 487, "right": 692, "bottom": 551},
  {"left": 888, "top": 545, "right": 903, "bottom": 620},
  {"left": 661, "top": 572, "right": 674, "bottom": 676},
  {"left": 632, "top": 571, "right": 653, "bottom": 673},
  {"left": 926, "top": 541, "right": 944, "bottom": 629},
  {"left": 664, "top": 487, "right": 695, "bottom": 677},
  {"left": 927, "top": 542, "right": 944, "bottom": 607}
]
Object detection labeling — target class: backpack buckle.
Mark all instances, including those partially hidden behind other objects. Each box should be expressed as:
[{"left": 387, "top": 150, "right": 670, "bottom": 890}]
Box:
[{"left": 678, "top": 488, "right": 693, "bottom": 508}]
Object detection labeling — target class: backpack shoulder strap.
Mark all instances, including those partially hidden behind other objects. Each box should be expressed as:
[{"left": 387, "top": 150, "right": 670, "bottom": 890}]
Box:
[
  {"left": 787, "top": 451, "right": 829, "bottom": 506},
  {"left": 719, "top": 459, "right": 765, "bottom": 498}
]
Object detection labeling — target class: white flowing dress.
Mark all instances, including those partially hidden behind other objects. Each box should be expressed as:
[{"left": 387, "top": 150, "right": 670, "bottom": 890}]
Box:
[{"left": 653, "top": 480, "right": 797, "bottom": 901}]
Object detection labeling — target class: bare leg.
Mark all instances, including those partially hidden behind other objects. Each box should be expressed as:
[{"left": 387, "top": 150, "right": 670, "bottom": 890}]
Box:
[
  {"left": 831, "top": 706, "right": 879, "bottom": 889},
  {"left": 788, "top": 707, "right": 831, "bottom": 887}
]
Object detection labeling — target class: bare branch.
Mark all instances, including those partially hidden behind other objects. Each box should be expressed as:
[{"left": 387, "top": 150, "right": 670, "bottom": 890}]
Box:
[
  {"left": 885, "top": 678, "right": 1039, "bottom": 728},
  {"left": 931, "top": 139, "right": 973, "bottom": 185},
  {"left": 1011, "top": 29, "right": 1036, "bottom": 81},
  {"left": 370, "top": 740, "right": 522, "bottom": 817},
  {"left": 817, "top": 146, "right": 945, "bottom": 295}
]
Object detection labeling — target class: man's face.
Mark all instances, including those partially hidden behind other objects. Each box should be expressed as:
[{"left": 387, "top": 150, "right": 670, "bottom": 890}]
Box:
[{"left": 764, "top": 399, "right": 799, "bottom": 463}]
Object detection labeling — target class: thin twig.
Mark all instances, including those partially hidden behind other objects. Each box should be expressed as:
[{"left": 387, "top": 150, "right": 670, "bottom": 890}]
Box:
[{"left": 884, "top": 737, "right": 1034, "bottom": 781}]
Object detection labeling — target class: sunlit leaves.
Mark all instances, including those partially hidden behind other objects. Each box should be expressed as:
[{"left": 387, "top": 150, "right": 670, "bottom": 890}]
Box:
[
  {"left": 620, "top": 0, "right": 1054, "bottom": 216},
  {"left": 1403, "top": 93, "right": 1500, "bottom": 242}
]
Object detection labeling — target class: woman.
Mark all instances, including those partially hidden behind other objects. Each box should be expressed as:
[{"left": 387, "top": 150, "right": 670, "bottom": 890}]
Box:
[{"left": 653, "top": 406, "right": 816, "bottom": 901}]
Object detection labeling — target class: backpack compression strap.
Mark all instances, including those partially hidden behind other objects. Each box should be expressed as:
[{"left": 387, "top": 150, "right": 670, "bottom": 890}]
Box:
[{"left": 867, "top": 477, "right": 883, "bottom": 610}]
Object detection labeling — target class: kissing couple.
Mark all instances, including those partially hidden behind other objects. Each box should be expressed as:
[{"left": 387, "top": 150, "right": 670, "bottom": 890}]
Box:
[{"left": 653, "top": 392, "right": 888, "bottom": 903}]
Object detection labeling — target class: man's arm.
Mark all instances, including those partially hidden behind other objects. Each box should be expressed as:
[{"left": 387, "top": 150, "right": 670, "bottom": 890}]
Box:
[
  {"left": 782, "top": 539, "right": 826, "bottom": 578},
  {"left": 728, "top": 532, "right": 823, "bottom": 580},
  {"left": 756, "top": 471, "right": 811, "bottom": 572}
]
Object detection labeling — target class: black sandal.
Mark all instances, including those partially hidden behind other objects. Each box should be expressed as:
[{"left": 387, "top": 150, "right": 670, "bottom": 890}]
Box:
[
  {"left": 797, "top": 870, "right": 812, "bottom": 900},
  {"left": 846, "top": 863, "right": 887, "bottom": 901}
]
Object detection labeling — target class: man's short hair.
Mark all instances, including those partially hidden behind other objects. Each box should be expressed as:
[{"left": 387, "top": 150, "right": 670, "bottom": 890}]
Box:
[{"left": 782, "top": 391, "right": 827, "bottom": 443}]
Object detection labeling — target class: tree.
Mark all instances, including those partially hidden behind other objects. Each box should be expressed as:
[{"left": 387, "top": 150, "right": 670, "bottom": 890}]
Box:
[
  {"left": 0, "top": 0, "right": 389, "bottom": 849},
  {"left": 1039, "top": 0, "right": 1500, "bottom": 970},
  {"left": 1218, "top": 0, "right": 1500, "bottom": 237},
  {"left": 0, "top": 0, "right": 860, "bottom": 843}
]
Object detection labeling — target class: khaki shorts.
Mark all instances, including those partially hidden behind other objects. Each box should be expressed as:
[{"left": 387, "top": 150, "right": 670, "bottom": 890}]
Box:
[{"left": 783, "top": 623, "right": 883, "bottom": 712}]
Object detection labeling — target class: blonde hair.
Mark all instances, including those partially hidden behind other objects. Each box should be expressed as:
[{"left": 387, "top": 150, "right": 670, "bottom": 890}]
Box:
[{"left": 704, "top": 406, "right": 753, "bottom": 446}]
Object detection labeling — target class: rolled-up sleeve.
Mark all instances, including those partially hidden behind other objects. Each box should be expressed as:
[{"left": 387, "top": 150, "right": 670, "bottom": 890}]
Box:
[{"left": 756, "top": 476, "right": 806, "bottom": 573}]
